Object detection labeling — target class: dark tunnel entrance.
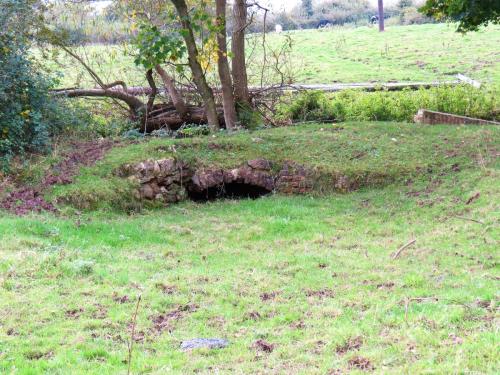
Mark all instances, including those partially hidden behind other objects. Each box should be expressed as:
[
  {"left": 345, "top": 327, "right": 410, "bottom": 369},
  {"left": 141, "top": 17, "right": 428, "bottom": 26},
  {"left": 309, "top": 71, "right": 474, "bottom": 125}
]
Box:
[{"left": 187, "top": 183, "right": 272, "bottom": 202}]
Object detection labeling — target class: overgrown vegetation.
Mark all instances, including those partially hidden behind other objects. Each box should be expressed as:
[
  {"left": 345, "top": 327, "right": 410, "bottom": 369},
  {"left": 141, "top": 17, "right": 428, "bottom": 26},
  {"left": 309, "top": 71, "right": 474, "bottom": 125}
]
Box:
[
  {"left": 277, "top": 85, "right": 499, "bottom": 123},
  {"left": 0, "top": 0, "right": 64, "bottom": 171}
]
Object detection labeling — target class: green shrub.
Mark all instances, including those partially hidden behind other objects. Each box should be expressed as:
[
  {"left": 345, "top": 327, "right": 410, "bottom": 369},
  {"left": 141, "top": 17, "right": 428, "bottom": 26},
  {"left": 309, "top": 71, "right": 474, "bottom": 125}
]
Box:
[
  {"left": 276, "top": 91, "right": 338, "bottom": 122},
  {"left": 0, "top": 0, "right": 66, "bottom": 171},
  {"left": 277, "top": 85, "right": 499, "bottom": 124},
  {"left": 237, "top": 101, "right": 263, "bottom": 130},
  {"left": 176, "top": 124, "right": 211, "bottom": 138},
  {"left": 87, "top": 115, "right": 135, "bottom": 138}
]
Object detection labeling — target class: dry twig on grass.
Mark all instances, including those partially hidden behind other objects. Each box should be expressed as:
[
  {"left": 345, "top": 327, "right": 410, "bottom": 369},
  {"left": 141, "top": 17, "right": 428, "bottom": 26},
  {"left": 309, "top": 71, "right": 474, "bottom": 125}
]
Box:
[
  {"left": 127, "top": 295, "right": 142, "bottom": 375},
  {"left": 392, "top": 239, "right": 417, "bottom": 259},
  {"left": 455, "top": 216, "right": 485, "bottom": 225}
]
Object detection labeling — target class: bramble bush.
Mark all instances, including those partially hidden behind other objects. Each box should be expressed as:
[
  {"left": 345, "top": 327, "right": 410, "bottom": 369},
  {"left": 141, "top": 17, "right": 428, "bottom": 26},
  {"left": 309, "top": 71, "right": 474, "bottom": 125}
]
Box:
[{"left": 276, "top": 85, "right": 499, "bottom": 124}]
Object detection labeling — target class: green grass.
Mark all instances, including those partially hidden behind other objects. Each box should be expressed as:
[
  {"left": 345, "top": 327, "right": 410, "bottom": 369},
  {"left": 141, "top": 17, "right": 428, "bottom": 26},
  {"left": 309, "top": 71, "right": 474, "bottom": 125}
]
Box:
[
  {"left": 44, "top": 23, "right": 500, "bottom": 88},
  {"left": 1, "top": 165, "right": 499, "bottom": 373},
  {"left": 1, "top": 121, "right": 499, "bottom": 373},
  {"left": 263, "top": 24, "right": 500, "bottom": 85}
]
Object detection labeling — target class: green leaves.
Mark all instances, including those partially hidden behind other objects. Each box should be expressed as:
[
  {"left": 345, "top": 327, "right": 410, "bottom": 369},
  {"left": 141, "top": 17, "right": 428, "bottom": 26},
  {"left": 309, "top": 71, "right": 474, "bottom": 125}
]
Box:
[
  {"left": 133, "top": 23, "right": 186, "bottom": 69},
  {"left": 420, "top": 0, "right": 500, "bottom": 32}
]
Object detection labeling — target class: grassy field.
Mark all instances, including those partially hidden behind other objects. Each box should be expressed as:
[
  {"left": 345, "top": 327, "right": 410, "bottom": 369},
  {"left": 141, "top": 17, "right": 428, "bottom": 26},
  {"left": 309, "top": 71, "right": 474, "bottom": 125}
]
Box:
[
  {"left": 263, "top": 23, "right": 500, "bottom": 85},
  {"left": 45, "top": 23, "right": 500, "bottom": 88},
  {"left": 1, "top": 122, "right": 499, "bottom": 373}
]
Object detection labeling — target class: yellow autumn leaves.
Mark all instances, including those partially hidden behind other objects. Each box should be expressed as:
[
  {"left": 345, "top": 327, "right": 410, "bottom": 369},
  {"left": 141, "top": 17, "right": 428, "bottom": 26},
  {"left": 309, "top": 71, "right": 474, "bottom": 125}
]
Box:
[{"left": 197, "top": 35, "right": 219, "bottom": 71}]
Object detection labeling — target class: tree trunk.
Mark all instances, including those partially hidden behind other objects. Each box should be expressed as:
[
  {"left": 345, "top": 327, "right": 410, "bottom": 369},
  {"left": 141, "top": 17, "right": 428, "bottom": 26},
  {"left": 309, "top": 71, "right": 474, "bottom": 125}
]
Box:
[
  {"left": 170, "top": 0, "right": 220, "bottom": 131},
  {"left": 215, "top": 0, "right": 237, "bottom": 130},
  {"left": 378, "top": 0, "right": 385, "bottom": 32},
  {"left": 231, "top": 0, "right": 250, "bottom": 105},
  {"left": 144, "top": 68, "right": 158, "bottom": 132},
  {"left": 144, "top": 105, "right": 225, "bottom": 132},
  {"left": 155, "top": 64, "right": 189, "bottom": 120}
]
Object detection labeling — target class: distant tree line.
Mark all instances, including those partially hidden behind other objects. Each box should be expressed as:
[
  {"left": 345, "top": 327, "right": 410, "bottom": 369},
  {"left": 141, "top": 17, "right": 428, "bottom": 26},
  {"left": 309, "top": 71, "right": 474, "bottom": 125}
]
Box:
[
  {"left": 35, "top": 0, "right": 500, "bottom": 46},
  {"left": 45, "top": 0, "right": 438, "bottom": 45},
  {"left": 254, "top": 0, "right": 437, "bottom": 33}
]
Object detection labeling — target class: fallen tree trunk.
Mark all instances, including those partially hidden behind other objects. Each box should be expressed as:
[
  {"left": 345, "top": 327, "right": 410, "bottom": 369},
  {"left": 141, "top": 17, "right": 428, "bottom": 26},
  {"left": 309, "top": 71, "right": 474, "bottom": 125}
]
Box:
[
  {"left": 56, "top": 80, "right": 462, "bottom": 98},
  {"left": 53, "top": 88, "right": 224, "bottom": 131},
  {"left": 143, "top": 105, "right": 225, "bottom": 132},
  {"left": 53, "top": 88, "right": 145, "bottom": 114}
]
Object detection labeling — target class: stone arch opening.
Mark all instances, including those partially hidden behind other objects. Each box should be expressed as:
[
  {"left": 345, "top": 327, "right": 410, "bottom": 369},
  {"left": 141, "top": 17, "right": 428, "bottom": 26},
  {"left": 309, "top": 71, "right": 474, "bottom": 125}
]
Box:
[{"left": 187, "top": 182, "right": 272, "bottom": 202}]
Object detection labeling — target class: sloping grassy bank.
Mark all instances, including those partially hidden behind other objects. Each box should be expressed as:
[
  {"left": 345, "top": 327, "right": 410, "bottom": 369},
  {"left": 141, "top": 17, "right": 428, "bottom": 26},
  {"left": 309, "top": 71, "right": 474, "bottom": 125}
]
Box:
[{"left": 49, "top": 122, "right": 499, "bottom": 211}]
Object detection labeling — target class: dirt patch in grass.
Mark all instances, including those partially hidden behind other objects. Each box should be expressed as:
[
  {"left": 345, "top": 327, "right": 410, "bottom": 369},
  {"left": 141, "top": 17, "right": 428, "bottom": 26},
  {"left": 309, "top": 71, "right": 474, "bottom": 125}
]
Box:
[
  {"left": 336, "top": 336, "right": 363, "bottom": 355},
  {"left": 1, "top": 140, "right": 115, "bottom": 215},
  {"left": 24, "top": 350, "right": 54, "bottom": 361},
  {"left": 6, "top": 328, "right": 18, "bottom": 336},
  {"left": 65, "top": 308, "right": 84, "bottom": 319},
  {"left": 376, "top": 281, "right": 395, "bottom": 290},
  {"left": 112, "top": 294, "right": 130, "bottom": 304},
  {"left": 305, "top": 288, "right": 335, "bottom": 299},
  {"left": 348, "top": 356, "right": 374, "bottom": 371},
  {"left": 91, "top": 304, "right": 108, "bottom": 319},
  {"left": 253, "top": 339, "right": 274, "bottom": 353},
  {"left": 207, "top": 142, "right": 235, "bottom": 151},
  {"left": 290, "top": 320, "right": 306, "bottom": 330},
  {"left": 246, "top": 311, "right": 262, "bottom": 320},
  {"left": 151, "top": 304, "right": 198, "bottom": 333},
  {"left": 155, "top": 283, "right": 178, "bottom": 295},
  {"left": 260, "top": 291, "right": 280, "bottom": 301}
]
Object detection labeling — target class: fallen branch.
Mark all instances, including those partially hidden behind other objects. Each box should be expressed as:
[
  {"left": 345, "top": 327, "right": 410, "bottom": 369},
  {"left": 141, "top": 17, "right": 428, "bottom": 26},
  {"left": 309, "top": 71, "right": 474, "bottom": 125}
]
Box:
[
  {"left": 52, "top": 80, "right": 463, "bottom": 98},
  {"left": 53, "top": 88, "right": 145, "bottom": 114},
  {"left": 455, "top": 216, "right": 485, "bottom": 225},
  {"left": 392, "top": 239, "right": 417, "bottom": 259}
]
